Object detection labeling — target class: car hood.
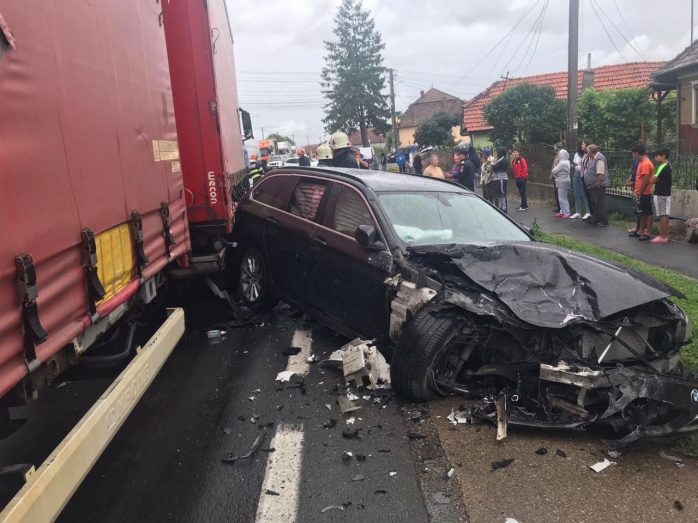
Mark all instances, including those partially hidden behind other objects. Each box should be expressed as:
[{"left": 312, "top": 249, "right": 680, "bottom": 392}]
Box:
[{"left": 410, "top": 242, "right": 683, "bottom": 329}]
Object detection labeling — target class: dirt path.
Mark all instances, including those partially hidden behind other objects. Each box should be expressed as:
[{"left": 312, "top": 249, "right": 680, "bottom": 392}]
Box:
[{"left": 431, "top": 397, "right": 698, "bottom": 523}]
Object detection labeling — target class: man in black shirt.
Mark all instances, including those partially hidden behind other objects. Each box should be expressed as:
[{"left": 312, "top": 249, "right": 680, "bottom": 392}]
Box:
[
  {"left": 452, "top": 145, "right": 475, "bottom": 190},
  {"left": 298, "top": 148, "right": 311, "bottom": 167},
  {"left": 413, "top": 153, "right": 423, "bottom": 175},
  {"left": 651, "top": 147, "right": 672, "bottom": 243},
  {"left": 329, "top": 132, "right": 360, "bottom": 168}
]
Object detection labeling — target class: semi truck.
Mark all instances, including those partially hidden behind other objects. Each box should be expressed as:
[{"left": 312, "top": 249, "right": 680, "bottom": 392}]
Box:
[{"left": 0, "top": 0, "right": 249, "bottom": 520}]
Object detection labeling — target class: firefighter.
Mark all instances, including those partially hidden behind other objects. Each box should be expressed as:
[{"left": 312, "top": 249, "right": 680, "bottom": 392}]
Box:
[
  {"left": 329, "top": 131, "right": 358, "bottom": 168},
  {"left": 316, "top": 143, "right": 333, "bottom": 167},
  {"left": 298, "top": 148, "right": 311, "bottom": 167}
]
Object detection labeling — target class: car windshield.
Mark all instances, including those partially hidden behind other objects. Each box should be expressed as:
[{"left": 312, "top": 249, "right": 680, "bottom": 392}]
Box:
[{"left": 378, "top": 192, "right": 531, "bottom": 246}]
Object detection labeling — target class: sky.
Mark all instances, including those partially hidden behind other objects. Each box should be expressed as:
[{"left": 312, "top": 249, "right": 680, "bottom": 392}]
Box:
[{"left": 228, "top": 0, "right": 696, "bottom": 146}]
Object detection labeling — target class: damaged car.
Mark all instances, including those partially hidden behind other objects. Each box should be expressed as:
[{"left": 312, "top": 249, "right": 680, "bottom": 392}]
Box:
[{"left": 231, "top": 167, "right": 695, "bottom": 447}]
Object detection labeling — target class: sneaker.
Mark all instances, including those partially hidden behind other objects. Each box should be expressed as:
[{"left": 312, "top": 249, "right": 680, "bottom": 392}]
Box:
[
  {"left": 554, "top": 213, "right": 563, "bottom": 218},
  {"left": 638, "top": 235, "right": 652, "bottom": 241},
  {"left": 651, "top": 236, "right": 669, "bottom": 243},
  {"left": 582, "top": 213, "right": 591, "bottom": 220},
  {"left": 520, "top": 207, "right": 528, "bottom": 211},
  {"left": 515, "top": 207, "right": 524, "bottom": 212},
  {"left": 562, "top": 214, "right": 570, "bottom": 219},
  {"left": 569, "top": 213, "right": 581, "bottom": 219}
]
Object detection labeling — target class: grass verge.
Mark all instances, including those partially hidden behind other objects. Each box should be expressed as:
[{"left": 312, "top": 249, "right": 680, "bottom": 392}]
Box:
[{"left": 538, "top": 231, "right": 698, "bottom": 372}]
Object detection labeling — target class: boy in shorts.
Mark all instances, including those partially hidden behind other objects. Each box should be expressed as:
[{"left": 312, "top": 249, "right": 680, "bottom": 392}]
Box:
[
  {"left": 631, "top": 142, "right": 654, "bottom": 241},
  {"left": 651, "top": 147, "right": 672, "bottom": 243}
]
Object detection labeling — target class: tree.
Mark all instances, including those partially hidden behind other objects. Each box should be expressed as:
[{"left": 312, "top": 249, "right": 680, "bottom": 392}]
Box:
[
  {"left": 483, "top": 83, "right": 566, "bottom": 146},
  {"left": 321, "top": 0, "right": 390, "bottom": 147},
  {"left": 414, "top": 112, "right": 460, "bottom": 148},
  {"left": 266, "top": 133, "right": 295, "bottom": 145},
  {"left": 578, "top": 88, "right": 654, "bottom": 149}
]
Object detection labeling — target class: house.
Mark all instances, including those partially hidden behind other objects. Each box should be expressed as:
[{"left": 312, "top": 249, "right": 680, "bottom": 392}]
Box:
[
  {"left": 347, "top": 128, "right": 386, "bottom": 148},
  {"left": 399, "top": 88, "right": 465, "bottom": 147},
  {"left": 462, "top": 62, "right": 665, "bottom": 149},
  {"left": 651, "top": 44, "right": 698, "bottom": 153}
]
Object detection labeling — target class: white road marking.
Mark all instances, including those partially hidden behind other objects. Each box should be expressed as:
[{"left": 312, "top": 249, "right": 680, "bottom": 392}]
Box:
[
  {"left": 287, "top": 328, "right": 312, "bottom": 375},
  {"left": 255, "top": 424, "right": 304, "bottom": 523}
]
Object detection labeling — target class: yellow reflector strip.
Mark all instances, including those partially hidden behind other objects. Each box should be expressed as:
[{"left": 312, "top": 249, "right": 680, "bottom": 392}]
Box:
[{"left": 95, "top": 223, "right": 134, "bottom": 304}]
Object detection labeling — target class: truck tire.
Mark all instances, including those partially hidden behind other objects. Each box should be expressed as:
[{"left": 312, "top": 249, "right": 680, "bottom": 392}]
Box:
[
  {"left": 390, "top": 309, "right": 464, "bottom": 402},
  {"left": 239, "top": 247, "right": 271, "bottom": 311}
]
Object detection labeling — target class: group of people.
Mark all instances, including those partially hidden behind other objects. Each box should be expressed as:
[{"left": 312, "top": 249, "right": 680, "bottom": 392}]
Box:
[
  {"left": 315, "top": 132, "right": 373, "bottom": 169},
  {"left": 418, "top": 145, "right": 481, "bottom": 190}
]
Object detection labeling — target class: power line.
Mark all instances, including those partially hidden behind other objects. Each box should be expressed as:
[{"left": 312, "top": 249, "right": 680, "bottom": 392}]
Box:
[
  {"left": 497, "top": 1, "right": 548, "bottom": 81},
  {"left": 589, "top": 0, "right": 628, "bottom": 62},
  {"left": 510, "top": 1, "right": 547, "bottom": 77},
  {"left": 484, "top": 0, "right": 537, "bottom": 84},
  {"left": 522, "top": 0, "right": 550, "bottom": 76},
  {"left": 610, "top": 0, "right": 647, "bottom": 59}
]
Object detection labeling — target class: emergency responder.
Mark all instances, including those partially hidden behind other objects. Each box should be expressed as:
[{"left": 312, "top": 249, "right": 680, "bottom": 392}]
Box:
[
  {"left": 316, "top": 143, "right": 333, "bottom": 167},
  {"left": 298, "top": 148, "right": 311, "bottom": 167},
  {"left": 329, "top": 131, "right": 359, "bottom": 168},
  {"left": 452, "top": 144, "right": 476, "bottom": 191}
]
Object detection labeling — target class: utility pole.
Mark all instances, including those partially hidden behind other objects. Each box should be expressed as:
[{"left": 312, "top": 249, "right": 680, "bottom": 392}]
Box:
[
  {"left": 261, "top": 127, "right": 265, "bottom": 140},
  {"left": 692, "top": 0, "right": 694, "bottom": 44},
  {"left": 501, "top": 71, "right": 512, "bottom": 91},
  {"left": 389, "top": 68, "right": 398, "bottom": 152},
  {"left": 567, "top": 0, "right": 580, "bottom": 151}
]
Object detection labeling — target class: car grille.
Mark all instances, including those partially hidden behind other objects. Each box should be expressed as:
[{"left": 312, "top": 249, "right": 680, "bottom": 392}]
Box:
[{"left": 579, "top": 326, "right": 649, "bottom": 362}]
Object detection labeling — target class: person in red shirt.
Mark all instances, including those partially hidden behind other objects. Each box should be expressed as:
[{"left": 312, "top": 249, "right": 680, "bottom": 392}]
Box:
[
  {"left": 632, "top": 142, "right": 655, "bottom": 241},
  {"left": 512, "top": 148, "right": 529, "bottom": 211}
]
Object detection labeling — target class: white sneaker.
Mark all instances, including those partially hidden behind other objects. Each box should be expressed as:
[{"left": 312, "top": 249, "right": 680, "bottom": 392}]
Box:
[
  {"left": 582, "top": 213, "right": 591, "bottom": 220},
  {"left": 569, "top": 213, "right": 581, "bottom": 219}
]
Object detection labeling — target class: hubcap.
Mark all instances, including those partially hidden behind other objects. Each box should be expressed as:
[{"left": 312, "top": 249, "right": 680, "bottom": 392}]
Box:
[{"left": 240, "top": 254, "right": 262, "bottom": 302}]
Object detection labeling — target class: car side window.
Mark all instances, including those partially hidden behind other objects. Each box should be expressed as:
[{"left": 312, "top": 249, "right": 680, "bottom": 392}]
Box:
[
  {"left": 288, "top": 178, "right": 328, "bottom": 222},
  {"left": 325, "top": 184, "right": 374, "bottom": 237},
  {"left": 251, "top": 176, "right": 289, "bottom": 209}
]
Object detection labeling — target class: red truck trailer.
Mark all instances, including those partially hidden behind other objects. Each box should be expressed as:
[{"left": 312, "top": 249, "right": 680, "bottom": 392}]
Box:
[{"left": 0, "top": 0, "right": 248, "bottom": 520}]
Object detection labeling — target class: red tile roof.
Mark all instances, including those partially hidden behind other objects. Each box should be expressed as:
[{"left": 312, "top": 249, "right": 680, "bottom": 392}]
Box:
[
  {"left": 462, "top": 62, "right": 665, "bottom": 133},
  {"left": 348, "top": 128, "right": 386, "bottom": 145}
]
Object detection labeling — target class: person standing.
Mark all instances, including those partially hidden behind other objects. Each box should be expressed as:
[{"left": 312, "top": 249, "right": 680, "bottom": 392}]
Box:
[
  {"left": 570, "top": 142, "right": 590, "bottom": 219},
  {"left": 551, "top": 143, "right": 564, "bottom": 212},
  {"left": 552, "top": 149, "right": 571, "bottom": 218},
  {"left": 316, "top": 143, "right": 333, "bottom": 167},
  {"left": 413, "top": 153, "right": 423, "bottom": 175},
  {"left": 512, "top": 148, "right": 528, "bottom": 211},
  {"left": 468, "top": 146, "right": 481, "bottom": 187},
  {"left": 298, "top": 148, "right": 311, "bottom": 167},
  {"left": 480, "top": 148, "right": 497, "bottom": 205},
  {"left": 452, "top": 145, "right": 476, "bottom": 190},
  {"left": 651, "top": 147, "right": 672, "bottom": 243},
  {"left": 381, "top": 153, "right": 387, "bottom": 171},
  {"left": 491, "top": 146, "right": 509, "bottom": 212},
  {"left": 584, "top": 144, "right": 609, "bottom": 227},
  {"left": 423, "top": 154, "right": 445, "bottom": 179},
  {"left": 580, "top": 139, "right": 594, "bottom": 222},
  {"left": 631, "top": 142, "right": 655, "bottom": 241},
  {"left": 396, "top": 150, "right": 407, "bottom": 173},
  {"left": 329, "top": 132, "right": 361, "bottom": 168}
]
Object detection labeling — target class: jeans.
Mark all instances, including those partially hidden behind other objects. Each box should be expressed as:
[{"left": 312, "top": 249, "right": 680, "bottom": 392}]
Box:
[
  {"left": 572, "top": 170, "right": 590, "bottom": 214},
  {"left": 588, "top": 186, "right": 608, "bottom": 225},
  {"left": 515, "top": 178, "right": 528, "bottom": 208},
  {"left": 415, "top": 167, "right": 423, "bottom": 175},
  {"left": 557, "top": 188, "right": 570, "bottom": 215},
  {"left": 553, "top": 184, "right": 560, "bottom": 210}
]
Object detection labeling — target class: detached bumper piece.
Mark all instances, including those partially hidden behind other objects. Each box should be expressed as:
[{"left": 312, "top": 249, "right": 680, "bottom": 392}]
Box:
[{"left": 465, "top": 361, "right": 698, "bottom": 449}]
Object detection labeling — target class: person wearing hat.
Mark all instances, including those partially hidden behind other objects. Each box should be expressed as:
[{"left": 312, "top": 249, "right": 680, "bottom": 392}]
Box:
[
  {"left": 551, "top": 142, "right": 566, "bottom": 212},
  {"left": 480, "top": 147, "right": 497, "bottom": 205},
  {"left": 298, "top": 148, "right": 311, "bottom": 167},
  {"left": 452, "top": 145, "right": 475, "bottom": 190},
  {"left": 316, "top": 143, "right": 333, "bottom": 167},
  {"left": 329, "top": 132, "right": 361, "bottom": 168}
]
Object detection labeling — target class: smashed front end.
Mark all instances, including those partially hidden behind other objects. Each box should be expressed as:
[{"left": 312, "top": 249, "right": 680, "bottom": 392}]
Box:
[{"left": 395, "top": 242, "right": 696, "bottom": 448}]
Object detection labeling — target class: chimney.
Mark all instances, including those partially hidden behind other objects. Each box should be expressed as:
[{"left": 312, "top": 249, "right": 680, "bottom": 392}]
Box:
[
  {"left": 420, "top": 90, "right": 424, "bottom": 98},
  {"left": 582, "top": 53, "right": 595, "bottom": 93}
]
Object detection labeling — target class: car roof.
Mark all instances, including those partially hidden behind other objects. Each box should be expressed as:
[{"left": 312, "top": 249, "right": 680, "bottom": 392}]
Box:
[{"left": 270, "top": 167, "right": 465, "bottom": 193}]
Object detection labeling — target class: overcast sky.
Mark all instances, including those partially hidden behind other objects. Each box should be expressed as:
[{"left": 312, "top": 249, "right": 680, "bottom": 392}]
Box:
[{"left": 228, "top": 0, "right": 694, "bottom": 146}]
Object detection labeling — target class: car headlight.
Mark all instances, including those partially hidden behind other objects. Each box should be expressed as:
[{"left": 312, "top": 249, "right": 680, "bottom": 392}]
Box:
[{"left": 677, "top": 311, "right": 692, "bottom": 345}]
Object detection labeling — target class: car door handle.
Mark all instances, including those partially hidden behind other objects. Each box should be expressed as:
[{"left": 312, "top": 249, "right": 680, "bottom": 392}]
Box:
[
  {"left": 265, "top": 216, "right": 276, "bottom": 224},
  {"left": 312, "top": 237, "right": 327, "bottom": 247}
]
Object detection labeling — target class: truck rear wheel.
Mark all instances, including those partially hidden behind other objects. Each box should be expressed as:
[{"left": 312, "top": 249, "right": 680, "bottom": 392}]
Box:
[{"left": 239, "top": 247, "right": 271, "bottom": 311}]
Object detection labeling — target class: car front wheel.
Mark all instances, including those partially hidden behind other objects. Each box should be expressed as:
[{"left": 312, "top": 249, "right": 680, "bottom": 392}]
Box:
[{"left": 239, "top": 247, "right": 270, "bottom": 311}]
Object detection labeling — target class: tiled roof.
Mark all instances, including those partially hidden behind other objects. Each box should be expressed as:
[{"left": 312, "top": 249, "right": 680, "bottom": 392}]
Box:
[
  {"left": 402, "top": 88, "right": 464, "bottom": 128},
  {"left": 348, "top": 128, "right": 386, "bottom": 145},
  {"left": 652, "top": 43, "right": 698, "bottom": 82},
  {"left": 463, "top": 62, "right": 665, "bottom": 133}
]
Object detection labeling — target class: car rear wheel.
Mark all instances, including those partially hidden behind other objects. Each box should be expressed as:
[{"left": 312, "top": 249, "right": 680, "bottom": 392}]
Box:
[
  {"left": 239, "top": 247, "right": 271, "bottom": 311},
  {"left": 391, "top": 309, "right": 466, "bottom": 402}
]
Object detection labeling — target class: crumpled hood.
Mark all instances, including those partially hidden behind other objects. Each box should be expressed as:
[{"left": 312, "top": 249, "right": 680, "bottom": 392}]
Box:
[{"left": 414, "top": 242, "right": 682, "bottom": 329}]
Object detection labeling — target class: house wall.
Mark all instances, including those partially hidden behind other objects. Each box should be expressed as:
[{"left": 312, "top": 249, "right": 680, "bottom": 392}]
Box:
[
  {"left": 398, "top": 126, "right": 466, "bottom": 148},
  {"left": 677, "top": 73, "right": 698, "bottom": 154},
  {"left": 470, "top": 132, "right": 493, "bottom": 150}
]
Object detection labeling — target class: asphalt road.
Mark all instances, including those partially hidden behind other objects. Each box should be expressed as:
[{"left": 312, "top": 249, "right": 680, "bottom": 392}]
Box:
[{"left": 0, "top": 293, "right": 465, "bottom": 523}]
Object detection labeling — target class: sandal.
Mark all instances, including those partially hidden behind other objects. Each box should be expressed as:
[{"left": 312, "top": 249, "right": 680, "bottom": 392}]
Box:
[
  {"left": 628, "top": 232, "right": 640, "bottom": 238},
  {"left": 650, "top": 236, "right": 669, "bottom": 243},
  {"left": 638, "top": 235, "right": 652, "bottom": 241}
]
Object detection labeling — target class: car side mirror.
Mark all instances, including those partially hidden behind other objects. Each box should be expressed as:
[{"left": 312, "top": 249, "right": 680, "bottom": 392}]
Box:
[{"left": 355, "top": 225, "right": 377, "bottom": 247}]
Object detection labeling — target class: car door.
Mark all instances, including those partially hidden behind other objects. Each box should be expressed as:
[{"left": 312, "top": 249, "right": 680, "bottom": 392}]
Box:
[
  {"left": 308, "top": 182, "right": 392, "bottom": 340},
  {"left": 264, "top": 176, "right": 330, "bottom": 298}
]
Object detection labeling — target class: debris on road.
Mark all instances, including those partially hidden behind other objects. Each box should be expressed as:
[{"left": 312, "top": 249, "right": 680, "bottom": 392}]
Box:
[
  {"left": 346, "top": 417, "right": 356, "bottom": 425},
  {"left": 356, "top": 454, "right": 367, "bottom": 461},
  {"left": 248, "top": 396, "right": 256, "bottom": 402},
  {"left": 589, "top": 459, "right": 616, "bottom": 473},
  {"left": 352, "top": 474, "right": 365, "bottom": 481},
  {"left": 223, "top": 427, "right": 232, "bottom": 435},
  {"left": 323, "top": 338, "right": 391, "bottom": 390},
  {"left": 251, "top": 388, "right": 261, "bottom": 394},
  {"left": 265, "top": 489, "right": 280, "bottom": 496},
  {"left": 432, "top": 492, "right": 451, "bottom": 505},
  {"left": 275, "top": 371, "right": 295, "bottom": 383},
  {"left": 407, "top": 432, "right": 427, "bottom": 440},
  {"left": 282, "top": 346, "right": 302, "bottom": 356},
  {"left": 446, "top": 468, "right": 455, "bottom": 479},
  {"left": 206, "top": 329, "right": 226, "bottom": 339},
  {"left": 342, "top": 428, "right": 362, "bottom": 439},
  {"left": 491, "top": 458, "right": 515, "bottom": 471},
  {"left": 342, "top": 451, "right": 353, "bottom": 461},
  {"left": 675, "top": 500, "right": 684, "bottom": 511},
  {"left": 389, "top": 471, "right": 397, "bottom": 477},
  {"left": 658, "top": 450, "right": 683, "bottom": 463},
  {"left": 321, "top": 505, "right": 345, "bottom": 513},
  {"left": 222, "top": 431, "right": 266, "bottom": 464},
  {"left": 535, "top": 448, "right": 547, "bottom": 455},
  {"left": 325, "top": 404, "right": 332, "bottom": 411},
  {"left": 556, "top": 449, "right": 567, "bottom": 458},
  {"left": 307, "top": 354, "right": 318, "bottom": 363},
  {"left": 605, "top": 450, "right": 620, "bottom": 459},
  {"left": 374, "top": 490, "right": 388, "bottom": 495},
  {"left": 323, "top": 419, "right": 337, "bottom": 429},
  {"left": 339, "top": 396, "right": 361, "bottom": 414}
]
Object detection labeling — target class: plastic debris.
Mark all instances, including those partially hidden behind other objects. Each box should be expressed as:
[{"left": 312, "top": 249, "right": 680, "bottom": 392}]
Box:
[
  {"left": 556, "top": 449, "right": 567, "bottom": 458},
  {"left": 342, "top": 339, "right": 391, "bottom": 389},
  {"left": 276, "top": 405, "right": 284, "bottom": 412},
  {"left": 325, "top": 404, "right": 332, "bottom": 411},
  {"left": 321, "top": 506, "right": 345, "bottom": 513},
  {"left": 658, "top": 450, "right": 683, "bottom": 463},
  {"left": 222, "top": 432, "right": 266, "bottom": 464},
  {"left": 356, "top": 454, "right": 367, "bottom": 461},
  {"left": 223, "top": 428, "right": 232, "bottom": 435},
  {"left": 352, "top": 474, "right": 365, "bottom": 481},
  {"left": 676, "top": 462, "right": 685, "bottom": 469},
  {"left": 265, "top": 489, "right": 280, "bottom": 496},
  {"left": 342, "top": 451, "right": 353, "bottom": 461},
  {"left": 342, "top": 428, "right": 361, "bottom": 439},
  {"left": 323, "top": 419, "right": 337, "bottom": 429},
  {"left": 207, "top": 329, "right": 226, "bottom": 339},
  {"left": 447, "top": 411, "right": 456, "bottom": 424},
  {"left": 307, "top": 354, "right": 318, "bottom": 363},
  {"left": 363, "top": 395, "right": 371, "bottom": 401},
  {"left": 491, "top": 458, "right": 515, "bottom": 471},
  {"left": 389, "top": 471, "right": 397, "bottom": 477},
  {"left": 446, "top": 468, "right": 455, "bottom": 478},
  {"left": 346, "top": 391, "right": 360, "bottom": 401},
  {"left": 276, "top": 371, "right": 295, "bottom": 383},
  {"left": 346, "top": 417, "right": 356, "bottom": 425},
  {"left": 339, "top": 396, "right": 361, "bottom": 414},
  {"left": 282, "top": 346, "right": 302, "bottom": 356},
  {"left": 262, "top": 448, "right": 276, "bottom": 453},
  {"left": 606, "top": 450, "right": 620, "bottom": 459},
  {"left": 505, "top": 519, "right": 521, "bottom": 523},
  {"left": 589, "top": 459, "right": 616, "bottom": 473},
  {"left": 407, "top": 432, "right": 427, "bottom": 440},
  {"left": 535, "top": 448, "right": 548, "bottom": 455},
  {"left": 248, "top": 396, "right": 256, "bottom": 402},
  {"left": 251, "top": 389, "right": 261, "bottom": 394},
  {"left": 432, "top": 492, "right": 451, "bottom": 505}
]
